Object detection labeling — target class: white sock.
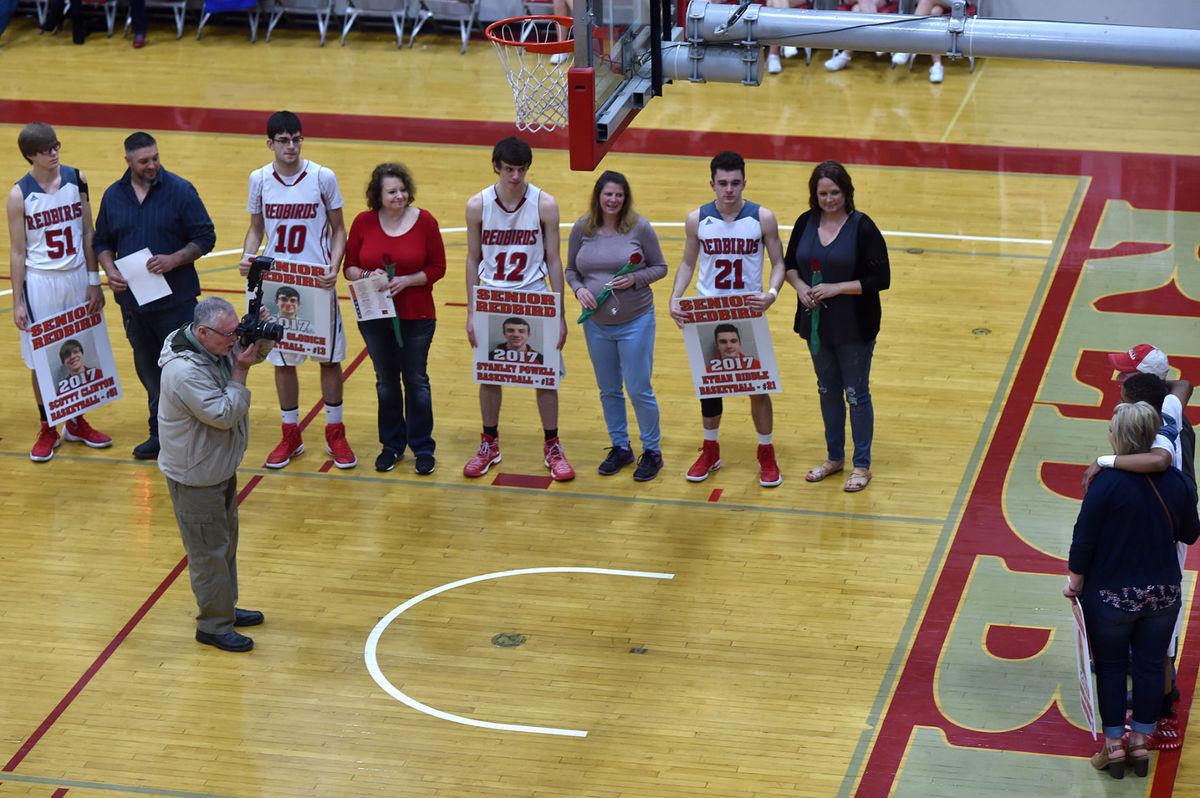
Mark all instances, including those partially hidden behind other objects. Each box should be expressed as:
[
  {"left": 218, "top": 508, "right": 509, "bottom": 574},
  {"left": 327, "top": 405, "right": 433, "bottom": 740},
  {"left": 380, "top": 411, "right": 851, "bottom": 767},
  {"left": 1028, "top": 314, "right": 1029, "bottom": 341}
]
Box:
[
  {"left": 281, "top": 408, "right": 300, "bottom": 425},
  {"left": 703, "top": 428, "right": 719, "bottom": 442},
  {"left": 758, "top": 433, "right": 773, "bottom": 446},
  {"left": 325, "top": 403, "right": 343, "bottom": 425}
]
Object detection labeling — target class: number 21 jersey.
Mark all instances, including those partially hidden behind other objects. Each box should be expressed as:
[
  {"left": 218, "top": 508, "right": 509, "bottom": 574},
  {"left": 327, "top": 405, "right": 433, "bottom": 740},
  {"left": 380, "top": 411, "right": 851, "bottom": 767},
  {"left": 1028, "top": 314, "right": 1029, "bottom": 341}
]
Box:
[
  {"left": 248, "top": 160, "right": 343, "bottom": 265},
  {"left": 695, "top": 200, "right": 764, "bottom": 297},
  {"left": 479, "top": 183, "right": 548, "bottom": 290}
]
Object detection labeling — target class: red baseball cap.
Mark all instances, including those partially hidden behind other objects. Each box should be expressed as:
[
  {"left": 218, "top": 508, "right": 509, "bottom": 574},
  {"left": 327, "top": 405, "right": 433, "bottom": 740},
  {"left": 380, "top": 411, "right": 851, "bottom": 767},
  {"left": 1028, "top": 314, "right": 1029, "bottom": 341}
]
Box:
[{"left": 1108, "top": 344, "right": 1169, "bottom": 379}]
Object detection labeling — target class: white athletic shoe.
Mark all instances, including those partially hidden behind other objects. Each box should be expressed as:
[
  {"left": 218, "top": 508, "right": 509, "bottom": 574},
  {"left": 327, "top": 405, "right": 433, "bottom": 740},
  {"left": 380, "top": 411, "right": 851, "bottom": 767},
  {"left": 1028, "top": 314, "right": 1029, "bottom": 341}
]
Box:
[
  {"left": 824, "top": 50, "right": 852, "bottom": 72},
  {"left": 767, "top": 53, "right": 782, "bottom": 74},
  {"left": 781, "top": 45, "right": 799, "bottom": 58},
  {"left": 891, "top": 51, "right": 910, "bottom": 68},
  {"left": 929, "top": 62, "right": 944, "bottom": 83},
  {"left": 550, "top": 51, "right": 569, "bottom": 65}
]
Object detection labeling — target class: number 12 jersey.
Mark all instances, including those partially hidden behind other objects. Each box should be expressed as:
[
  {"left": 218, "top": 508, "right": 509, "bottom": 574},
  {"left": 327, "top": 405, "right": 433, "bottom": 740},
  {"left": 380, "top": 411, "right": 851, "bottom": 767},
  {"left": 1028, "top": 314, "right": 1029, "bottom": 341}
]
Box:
[{"left": 478, "top": 183, "right": 548, "bottom": 290}]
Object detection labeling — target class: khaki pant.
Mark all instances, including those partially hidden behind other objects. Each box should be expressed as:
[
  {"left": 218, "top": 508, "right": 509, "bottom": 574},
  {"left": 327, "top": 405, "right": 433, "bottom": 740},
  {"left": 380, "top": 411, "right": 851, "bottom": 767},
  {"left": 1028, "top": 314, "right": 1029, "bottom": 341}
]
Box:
[{"left": 167, "top": 476, "right": 239, "bottom": 635}]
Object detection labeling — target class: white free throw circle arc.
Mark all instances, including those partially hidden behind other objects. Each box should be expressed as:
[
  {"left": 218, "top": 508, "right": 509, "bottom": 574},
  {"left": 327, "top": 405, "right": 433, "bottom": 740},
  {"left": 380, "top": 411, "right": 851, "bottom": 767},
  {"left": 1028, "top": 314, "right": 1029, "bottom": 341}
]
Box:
[{"left": 364, "top": 566, "right": 675, "bottom": 737}]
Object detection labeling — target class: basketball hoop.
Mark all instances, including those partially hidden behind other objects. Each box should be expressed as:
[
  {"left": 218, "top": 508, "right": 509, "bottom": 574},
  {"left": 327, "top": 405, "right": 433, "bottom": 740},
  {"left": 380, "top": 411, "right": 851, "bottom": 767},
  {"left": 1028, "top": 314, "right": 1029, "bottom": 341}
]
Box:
[{"left": 486, "top": 15, "right": 574, "bottom": 133}]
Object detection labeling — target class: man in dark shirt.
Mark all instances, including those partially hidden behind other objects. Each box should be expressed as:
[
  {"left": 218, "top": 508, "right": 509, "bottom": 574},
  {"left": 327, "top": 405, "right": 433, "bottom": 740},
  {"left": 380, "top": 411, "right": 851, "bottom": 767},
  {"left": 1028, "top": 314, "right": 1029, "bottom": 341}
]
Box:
[{"left": 94, "top": 131, "right": 216, "bottom": 460}]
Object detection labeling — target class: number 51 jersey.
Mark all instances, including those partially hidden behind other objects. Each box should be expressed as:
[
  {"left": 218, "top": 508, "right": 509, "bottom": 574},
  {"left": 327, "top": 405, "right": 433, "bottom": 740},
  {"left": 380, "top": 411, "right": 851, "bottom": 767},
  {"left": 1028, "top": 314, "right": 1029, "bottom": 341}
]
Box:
[
  {"left": 696, "top": 199, "right": 764, "bottom": 297},
  {"left": 478, "top": 183, "right": 548, "bottom": 290},
  {"left": 19, "top": 165, "right": 86, "bottom": 272},
  {"left": 248, "top": 160, "right": 343, "bottom": 265}
]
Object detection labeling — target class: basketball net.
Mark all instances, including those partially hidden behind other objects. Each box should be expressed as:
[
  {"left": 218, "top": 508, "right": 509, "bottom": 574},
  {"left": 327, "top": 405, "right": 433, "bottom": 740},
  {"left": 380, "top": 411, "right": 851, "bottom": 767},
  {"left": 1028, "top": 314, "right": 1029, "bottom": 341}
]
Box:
[{"left": 486, "top": 16, "right": 574, "bottom": 133}]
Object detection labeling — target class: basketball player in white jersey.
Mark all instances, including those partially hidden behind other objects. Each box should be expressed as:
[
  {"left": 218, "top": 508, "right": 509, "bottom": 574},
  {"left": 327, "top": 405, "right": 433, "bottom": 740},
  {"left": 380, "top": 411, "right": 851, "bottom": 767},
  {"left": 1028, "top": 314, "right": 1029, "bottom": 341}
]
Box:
[
  {"left": 239, "top": 111, "right": 356, "bottom": 470},
  {"left": 669, "top": 151, "right": 786, "bottom": 487},
  {"left": 7, "top": 122, "right": 113, "bottom": 462},
  {"left": 463, "top": 137, "right": 574, "bottom": 480}
]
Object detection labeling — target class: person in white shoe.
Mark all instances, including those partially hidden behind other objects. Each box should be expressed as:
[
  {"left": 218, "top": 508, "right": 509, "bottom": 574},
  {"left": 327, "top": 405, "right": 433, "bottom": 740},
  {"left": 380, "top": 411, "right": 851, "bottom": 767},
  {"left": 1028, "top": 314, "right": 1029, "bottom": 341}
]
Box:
[
  {"left": 669, "top": 151, "right": 786, "bottom": 487},
  {"left": 239, "top": 111, "right": 356, "bottom": 471},
  {"left": 765, "top": 0, "right": 808, "bottom": 75},
  {"left": 549, "top": 0, "right": 572, "bottom": 65},
  {"left": 897, "top": 0, "right": 951, "bottom": 82},
  {"left": 463, "top": 136, "right": 574, "bottom": 481},
  {"left": 7, "top": 122, "right": 112, "bottom": 462},
  {"left": 823, "top": 0, "right": 888, "bottom": 72}
]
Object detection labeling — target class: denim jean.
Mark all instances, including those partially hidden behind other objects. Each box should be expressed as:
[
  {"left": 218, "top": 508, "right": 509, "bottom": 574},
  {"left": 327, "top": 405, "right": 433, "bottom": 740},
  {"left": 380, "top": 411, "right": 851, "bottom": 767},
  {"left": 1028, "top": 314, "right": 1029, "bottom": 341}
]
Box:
[
  {"left": 358, "top": 317, "right": 436, "bottom": 457},
  {"left": 1082, "top": 590, "right": 1178, "bottom": 737},
  {"left": 123, "top": 300, "right": 198, "bottom": 438},
  {"left": 582, "top": 313, "right": 660, "bottom": 451},
  {"left": 809, "top": 339, "right": 875, "bottom": 469}
]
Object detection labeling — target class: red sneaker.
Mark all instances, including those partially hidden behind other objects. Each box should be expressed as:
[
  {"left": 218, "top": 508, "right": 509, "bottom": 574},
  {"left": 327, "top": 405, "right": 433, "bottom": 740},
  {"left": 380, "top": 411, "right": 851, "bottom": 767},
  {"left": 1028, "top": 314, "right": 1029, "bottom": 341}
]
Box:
[
  {"left": 686, "top": 440, "right": 721, "bottom": 482},
  {"left": 63, "top": 415, "right": 113, "bottom": 448},
  {"left": 324, "top": 422, "right": 357, "bottom": 469},
  {"left": 543, "top": 437, "right": 575, "bottom": 481},
  {"left": 1148, "top": 716, "right": 1182, "bottom": 750},
  {"left": 30, "top": 421, "right": 61, "bottom": 462},
  {"left": 265, "top": 423, "right": 304, "bottom": 469},
  {"left": 757, "top": 443, "right": 782, "bottom": 487},
  {"left": 464, "top": 433, "right": 501, "bottom": 477}
]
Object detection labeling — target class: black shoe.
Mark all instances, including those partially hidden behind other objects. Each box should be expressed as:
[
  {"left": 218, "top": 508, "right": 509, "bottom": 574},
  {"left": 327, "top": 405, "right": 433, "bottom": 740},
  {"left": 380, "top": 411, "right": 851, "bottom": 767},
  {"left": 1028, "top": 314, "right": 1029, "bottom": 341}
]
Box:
[
  {"left": 375, "top": 447, "right": 401, "bottom": 472},
  {"left": 415, "top": 453, "right": 436, "bottom": 475},
  {"left": 234, "top": 608, "right": 264, "bottom": 627},
  {"left": 598, "top": 445, "right": 634, "bottom": 475},
  {"left": 132, "top": 436, "right": 160, "bottom": 460},
  {"left": 633, "top": 450, "right": 663, "bottom": 482},
  {"left": 195, "top": 630, "right": 253, "bottom": 652}
]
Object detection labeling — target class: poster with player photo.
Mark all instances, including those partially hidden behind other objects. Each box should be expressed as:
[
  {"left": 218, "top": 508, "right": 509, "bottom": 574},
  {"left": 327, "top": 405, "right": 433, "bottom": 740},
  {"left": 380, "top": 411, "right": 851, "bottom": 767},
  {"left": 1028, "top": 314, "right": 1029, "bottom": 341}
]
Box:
[
  {"left": 678, "top": 292, "right": 782, "bottom": 398},
  {"left": 254, "top": 257, "right": 335, "bottom": 359},
  {"left": 31, "top": 302, "right": 124, "bottom": 426},
  {"left": 471, "top": 285, "right": 561, "bottom": 389}
]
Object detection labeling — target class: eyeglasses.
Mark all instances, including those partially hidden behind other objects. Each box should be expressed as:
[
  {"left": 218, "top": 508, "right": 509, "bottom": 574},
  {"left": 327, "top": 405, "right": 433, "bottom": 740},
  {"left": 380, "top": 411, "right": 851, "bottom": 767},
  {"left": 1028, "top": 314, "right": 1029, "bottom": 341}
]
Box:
[
  {"left": 272, "top": 136, "right": 304, "bottom": 146},
  {"left": 39, "top": 142, "right": 62, "bottom": 154},
  {"left": 201, "top": 325, "right": 238, "bottom": 339}
]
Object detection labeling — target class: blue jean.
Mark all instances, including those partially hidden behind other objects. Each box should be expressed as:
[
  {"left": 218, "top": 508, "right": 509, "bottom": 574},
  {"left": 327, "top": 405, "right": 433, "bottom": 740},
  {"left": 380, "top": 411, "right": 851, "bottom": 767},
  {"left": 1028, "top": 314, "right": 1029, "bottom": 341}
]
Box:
[
  {"left": 358, "top": 317, "right": 436, "bottom": 457},
  {"left": 809, "top": 339, "right": 875, "bottom": 469},
  {"left": 123, "top": 301, "right": 197, "bottom": 438},
  {"left": 582, "top": 313, "right": 660, "bottom": 451},
  {"left": 1082, "top": 590, "right": 1178, "bottom": 737}
]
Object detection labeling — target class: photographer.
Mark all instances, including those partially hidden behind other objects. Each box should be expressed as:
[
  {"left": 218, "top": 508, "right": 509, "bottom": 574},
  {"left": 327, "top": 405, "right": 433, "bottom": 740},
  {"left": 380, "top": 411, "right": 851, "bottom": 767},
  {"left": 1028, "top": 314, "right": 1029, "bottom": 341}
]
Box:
[{"left": 157, "top": 297, "right": 273, "bottom": 653}]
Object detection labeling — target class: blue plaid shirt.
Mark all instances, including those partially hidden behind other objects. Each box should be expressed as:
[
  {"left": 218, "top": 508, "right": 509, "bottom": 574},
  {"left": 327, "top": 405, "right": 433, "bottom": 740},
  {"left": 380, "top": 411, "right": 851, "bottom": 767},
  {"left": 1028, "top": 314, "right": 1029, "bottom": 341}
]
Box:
[{"left": 94, "top": 167, "right": 215, "bottom": 314}]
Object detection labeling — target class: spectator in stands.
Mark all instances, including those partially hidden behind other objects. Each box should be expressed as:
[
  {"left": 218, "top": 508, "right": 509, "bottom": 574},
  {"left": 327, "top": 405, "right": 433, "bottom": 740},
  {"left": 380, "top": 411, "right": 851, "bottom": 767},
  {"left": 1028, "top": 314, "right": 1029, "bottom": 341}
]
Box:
[
  {"left": 766, "top": 0, "right": 808, "bottom": 74},
  {"left": 824, "top": 0, "right": 896, "bottom": 72},
  {"left": 891, "top": 0, "right": 951, "bottom": 82}
]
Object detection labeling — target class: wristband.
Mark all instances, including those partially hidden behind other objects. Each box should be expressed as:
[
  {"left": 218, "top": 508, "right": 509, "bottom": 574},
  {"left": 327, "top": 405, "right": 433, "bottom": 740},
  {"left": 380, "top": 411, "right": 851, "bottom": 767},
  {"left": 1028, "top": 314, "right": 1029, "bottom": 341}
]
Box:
[
  {"left": 768, "top": 287, "right": 778, "bottom": 297},
  {"left": 87, "top": 271, "right": 102, "bottom": 286},
  {"left": 1097, "top": 455, "right": 1116, "bottom": 468}
]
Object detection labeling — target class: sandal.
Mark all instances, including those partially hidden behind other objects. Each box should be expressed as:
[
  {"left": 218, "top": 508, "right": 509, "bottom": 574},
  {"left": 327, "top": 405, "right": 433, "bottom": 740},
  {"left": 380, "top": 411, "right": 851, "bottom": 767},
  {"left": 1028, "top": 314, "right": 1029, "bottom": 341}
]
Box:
[
  {"left": 805, "top": 460, "right": 844, "bottom": 483},
  {"left": 1091, "top": 737, "right": 1126, "bottom": 779},
  {"left": 1127, "top": 736, "right": 1150, "bottom": 778},
  {"left": 843, "top": 469, "right": 872, "bottom": 493}
]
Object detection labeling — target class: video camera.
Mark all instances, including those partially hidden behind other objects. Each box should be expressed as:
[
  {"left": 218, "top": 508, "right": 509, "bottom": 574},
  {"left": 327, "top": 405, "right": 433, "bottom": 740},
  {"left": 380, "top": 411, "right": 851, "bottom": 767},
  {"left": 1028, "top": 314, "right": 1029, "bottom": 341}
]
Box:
[{"left": 238, "top": 256, "right": 286, "bottom": 348}]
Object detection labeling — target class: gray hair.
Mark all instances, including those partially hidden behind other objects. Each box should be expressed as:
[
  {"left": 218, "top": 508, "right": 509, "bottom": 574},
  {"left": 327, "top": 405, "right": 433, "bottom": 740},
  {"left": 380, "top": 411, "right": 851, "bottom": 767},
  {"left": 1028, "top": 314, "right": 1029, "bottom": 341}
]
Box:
[{"left": 193, "top": 296, "right": 236, "bottom": 330}]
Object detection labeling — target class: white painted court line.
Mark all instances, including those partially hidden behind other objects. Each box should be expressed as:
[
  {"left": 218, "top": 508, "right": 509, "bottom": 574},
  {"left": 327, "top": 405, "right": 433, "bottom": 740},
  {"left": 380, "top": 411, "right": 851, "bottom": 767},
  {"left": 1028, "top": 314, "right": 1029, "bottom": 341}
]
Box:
[
  {"left": 364, "top": 566, "right": 675, "bottom": 737},
  {"left": 428, "top": 223, "right": 1051, "bottom": 246},
  {"left": 0, "top": 289, "right": 11, "bottom": 297}
]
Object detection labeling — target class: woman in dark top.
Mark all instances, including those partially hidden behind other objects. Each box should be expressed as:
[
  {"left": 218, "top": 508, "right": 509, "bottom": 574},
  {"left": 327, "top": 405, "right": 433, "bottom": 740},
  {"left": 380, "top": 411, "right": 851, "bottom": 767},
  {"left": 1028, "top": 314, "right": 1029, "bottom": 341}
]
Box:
[
  {"left": 1065, "top": 401, "right": 1200, "bottom": 778},
  {"left": 343, "top": 163, "right": 446, "bottom": 475},
  {"left": 784, "top": 160, "right": 890, "bottom": 493}
]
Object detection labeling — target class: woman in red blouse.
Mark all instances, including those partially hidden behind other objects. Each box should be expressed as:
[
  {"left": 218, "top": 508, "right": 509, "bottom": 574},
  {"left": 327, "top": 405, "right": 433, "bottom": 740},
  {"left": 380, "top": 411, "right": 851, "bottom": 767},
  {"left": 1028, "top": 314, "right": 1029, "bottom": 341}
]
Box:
[{"left": 344, "top": 163, "right": 445, "bottom": 474}]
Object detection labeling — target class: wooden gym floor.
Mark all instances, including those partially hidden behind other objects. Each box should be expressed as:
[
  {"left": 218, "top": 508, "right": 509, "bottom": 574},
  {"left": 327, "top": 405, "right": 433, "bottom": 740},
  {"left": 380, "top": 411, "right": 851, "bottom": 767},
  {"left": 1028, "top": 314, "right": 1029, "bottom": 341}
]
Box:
[{"left": 1, "top": 11, "right": 1199, "bottom": 797}]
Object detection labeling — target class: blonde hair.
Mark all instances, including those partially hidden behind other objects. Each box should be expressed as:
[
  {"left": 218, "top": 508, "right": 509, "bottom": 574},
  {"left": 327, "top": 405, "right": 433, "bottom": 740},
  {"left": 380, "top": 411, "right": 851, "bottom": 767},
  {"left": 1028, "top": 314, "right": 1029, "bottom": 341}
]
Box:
[{"left": 1111, "top": 401, "right": 1161, "bottom": 456}]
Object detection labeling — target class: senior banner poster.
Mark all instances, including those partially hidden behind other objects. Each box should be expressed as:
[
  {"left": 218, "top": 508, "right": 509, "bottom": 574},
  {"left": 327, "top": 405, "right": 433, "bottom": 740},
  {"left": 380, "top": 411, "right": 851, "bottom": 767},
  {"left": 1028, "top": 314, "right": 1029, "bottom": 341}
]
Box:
[
  {"left": 31, "top": 302, "right": 123, "bottom": 426},
  {"left": 255, "top": 258, "right": 334, "bottom": 359},
  {"left": 1070, "top": 596, "right": 1099, "bottom": 738},
  {"left": 678, "top": 292, "right": 782, "bottom": 398},
  {"left": 472, "top": 286, "right": 560, "bottom": 389}
]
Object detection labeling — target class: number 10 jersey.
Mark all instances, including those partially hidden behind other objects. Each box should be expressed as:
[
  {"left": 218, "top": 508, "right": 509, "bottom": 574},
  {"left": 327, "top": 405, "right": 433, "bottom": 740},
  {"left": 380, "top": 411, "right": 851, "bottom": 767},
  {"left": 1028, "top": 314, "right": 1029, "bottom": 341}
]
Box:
[
  {"left": 478, "top": 183, "right": 548, "bottom": 291},
  {"left": 248, "top": 159, "right": 343, "bottom": 265}
]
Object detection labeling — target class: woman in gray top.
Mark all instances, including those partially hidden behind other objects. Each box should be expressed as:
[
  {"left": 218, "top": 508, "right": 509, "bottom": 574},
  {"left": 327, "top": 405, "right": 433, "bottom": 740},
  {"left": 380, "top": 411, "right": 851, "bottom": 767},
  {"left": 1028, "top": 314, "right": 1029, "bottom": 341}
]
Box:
[{"left": 566, "top": 171, "right": 669, "bottom": 480}]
